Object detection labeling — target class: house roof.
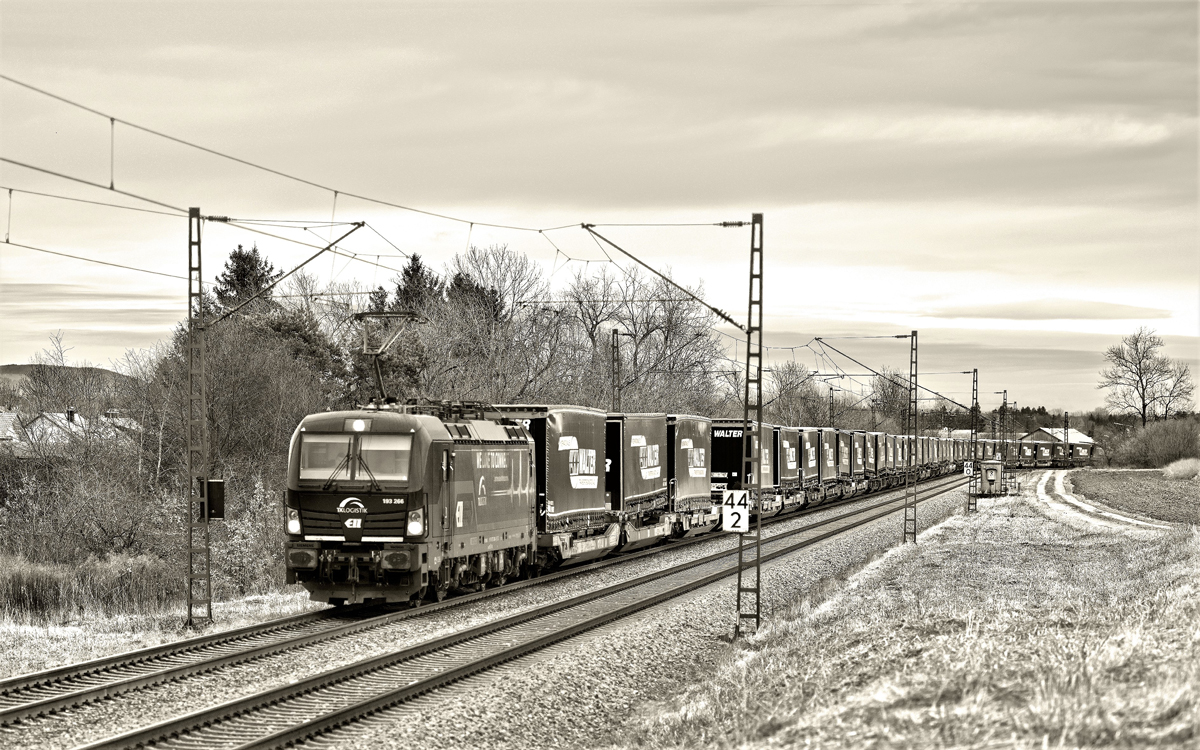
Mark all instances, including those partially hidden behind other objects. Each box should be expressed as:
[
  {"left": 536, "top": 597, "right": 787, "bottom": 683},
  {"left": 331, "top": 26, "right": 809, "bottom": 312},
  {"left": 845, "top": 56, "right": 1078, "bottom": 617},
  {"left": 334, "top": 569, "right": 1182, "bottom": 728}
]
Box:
[
  {"left": 22, "top": 411, "right": 141, "bottom": 439},
  {"left": 948, "top": 429, "right": 1023, "bottom": 440},
  {"left": 0, "top": 412, "right": 18, "bottom": 440},
  {"left": 1018, "top": 427, "right": 1094, "bottom": 444}
]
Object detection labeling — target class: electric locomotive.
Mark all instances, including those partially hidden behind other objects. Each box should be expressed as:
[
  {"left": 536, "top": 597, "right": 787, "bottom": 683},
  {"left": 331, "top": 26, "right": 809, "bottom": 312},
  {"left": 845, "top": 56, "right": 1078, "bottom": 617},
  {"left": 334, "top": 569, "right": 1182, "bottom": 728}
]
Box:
[{"left": 284, "top": 403, "right": 536, "bottom": 605}]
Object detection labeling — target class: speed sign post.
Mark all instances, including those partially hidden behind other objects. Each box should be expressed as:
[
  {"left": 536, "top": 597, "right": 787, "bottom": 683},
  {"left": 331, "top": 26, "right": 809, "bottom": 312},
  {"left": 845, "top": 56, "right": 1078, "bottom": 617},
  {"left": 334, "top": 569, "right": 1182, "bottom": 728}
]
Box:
[{"left": 722, "top": 489, "right": 750, "bottom": 533}]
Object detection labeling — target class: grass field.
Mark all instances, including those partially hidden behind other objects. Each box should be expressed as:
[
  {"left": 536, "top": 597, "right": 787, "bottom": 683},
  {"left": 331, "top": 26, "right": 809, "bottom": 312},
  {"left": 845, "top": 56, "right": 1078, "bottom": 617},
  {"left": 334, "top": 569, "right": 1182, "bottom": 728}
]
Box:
[
  {"left": 617, "top": 478, "right": 1198, "bottom": 748},
  {"left": 1072, "top": 469, "right": 1200, "bottom": 525},
  {"left": 0, "top": 590, "right": 322, "bottom": 680}
]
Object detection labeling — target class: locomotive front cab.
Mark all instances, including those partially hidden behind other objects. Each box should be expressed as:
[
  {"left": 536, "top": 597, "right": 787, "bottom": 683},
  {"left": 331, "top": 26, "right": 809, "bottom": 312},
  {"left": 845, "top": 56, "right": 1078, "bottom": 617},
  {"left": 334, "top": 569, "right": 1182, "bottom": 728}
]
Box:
[{"left": 285, "top": 410, "right": 436, "bottom": 604}]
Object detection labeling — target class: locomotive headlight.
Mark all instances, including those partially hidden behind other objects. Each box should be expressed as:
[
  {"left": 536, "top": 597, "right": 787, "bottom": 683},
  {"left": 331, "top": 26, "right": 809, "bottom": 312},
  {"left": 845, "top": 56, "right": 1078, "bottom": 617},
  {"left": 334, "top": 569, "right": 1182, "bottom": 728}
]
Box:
[
  {"left": 287, "top": 508, "right": 301, "bottom": 535},
  {"left": 406, "top": 508, "right": 424, "bottom": 536}
]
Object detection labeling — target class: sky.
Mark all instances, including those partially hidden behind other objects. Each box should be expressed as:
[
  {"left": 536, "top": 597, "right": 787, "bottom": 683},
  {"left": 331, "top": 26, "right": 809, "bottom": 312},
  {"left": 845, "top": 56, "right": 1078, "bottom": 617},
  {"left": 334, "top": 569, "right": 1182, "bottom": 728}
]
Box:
[{"left": 1, "top": 0, "right": 1196, "bottom": 413}]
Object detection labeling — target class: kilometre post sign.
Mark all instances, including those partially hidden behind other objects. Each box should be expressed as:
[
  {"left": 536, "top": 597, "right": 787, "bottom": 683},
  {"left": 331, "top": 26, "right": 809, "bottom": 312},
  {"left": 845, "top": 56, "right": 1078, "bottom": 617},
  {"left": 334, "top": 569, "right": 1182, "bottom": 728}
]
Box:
[{"left": 722, "top": 490, "right": 750, "bottom": 533}]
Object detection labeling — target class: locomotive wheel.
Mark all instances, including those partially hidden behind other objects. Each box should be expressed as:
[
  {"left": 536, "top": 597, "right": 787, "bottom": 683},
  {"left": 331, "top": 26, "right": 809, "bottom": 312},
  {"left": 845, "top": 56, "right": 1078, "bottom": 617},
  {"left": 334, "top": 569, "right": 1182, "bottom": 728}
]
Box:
[{"left": 425, "top": 580, "right": 450, "bottom": 602}]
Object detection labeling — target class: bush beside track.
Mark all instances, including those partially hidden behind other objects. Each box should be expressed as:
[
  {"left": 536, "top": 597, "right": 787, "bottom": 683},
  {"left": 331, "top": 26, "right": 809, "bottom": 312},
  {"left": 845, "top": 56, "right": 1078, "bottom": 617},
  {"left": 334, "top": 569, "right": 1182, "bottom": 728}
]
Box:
[{"left": 615, "top": 477, "right": 1198, "bottom": 749}]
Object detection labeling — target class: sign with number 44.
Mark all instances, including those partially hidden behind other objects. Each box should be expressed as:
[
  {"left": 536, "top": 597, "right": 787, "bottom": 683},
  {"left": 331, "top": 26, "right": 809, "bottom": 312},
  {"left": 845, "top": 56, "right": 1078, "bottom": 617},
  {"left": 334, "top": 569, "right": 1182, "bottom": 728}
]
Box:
[
  {"left": 722, "top": 490, "right": 750, "bottom": 533},
  {"left": 963, "top": 461, "right": 974, "bottom": 476}
]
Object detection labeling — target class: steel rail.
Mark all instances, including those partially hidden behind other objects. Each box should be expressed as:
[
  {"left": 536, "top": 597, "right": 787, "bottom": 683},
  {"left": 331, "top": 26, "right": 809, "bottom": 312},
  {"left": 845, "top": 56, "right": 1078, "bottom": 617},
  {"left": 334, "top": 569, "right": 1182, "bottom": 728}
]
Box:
[
  {"left": 80, "top": 477, "right": 966, "bottom": 750},
  {"left": 1, "top": 473, "right": 962, "bottom": 726},
  {"left": 0, "top": 605, "right": 376, "bottom": 698}
]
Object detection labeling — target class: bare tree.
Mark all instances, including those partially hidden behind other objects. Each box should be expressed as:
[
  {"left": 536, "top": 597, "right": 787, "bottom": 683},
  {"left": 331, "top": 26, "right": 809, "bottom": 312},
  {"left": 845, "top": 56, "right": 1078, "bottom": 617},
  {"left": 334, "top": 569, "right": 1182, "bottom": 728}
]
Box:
[
  {"left": 1098, "top": 327, "right": 1193, "bottom": 426},
  {"left": 1155, "top": 361, "right": 1195, "bottom": 419},
  {"left": 764, "top": 361, "right": 815, "bottom": 427},
  {"left": 870, "top": 366, "right": 909, "bottom": 432}
]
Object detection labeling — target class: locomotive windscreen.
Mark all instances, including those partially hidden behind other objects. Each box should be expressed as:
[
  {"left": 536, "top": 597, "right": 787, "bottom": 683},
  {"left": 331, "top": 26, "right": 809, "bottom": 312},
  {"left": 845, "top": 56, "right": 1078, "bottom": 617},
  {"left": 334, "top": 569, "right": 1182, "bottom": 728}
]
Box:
[
  {"left": 299, "top": 434, "right": 351, "bottom": 481},
  {"left": 298, "top": 433, "right": 412, "bottom": 483},
  {"left": 359, "top": 434, "right": 413, "bottom": 481}
]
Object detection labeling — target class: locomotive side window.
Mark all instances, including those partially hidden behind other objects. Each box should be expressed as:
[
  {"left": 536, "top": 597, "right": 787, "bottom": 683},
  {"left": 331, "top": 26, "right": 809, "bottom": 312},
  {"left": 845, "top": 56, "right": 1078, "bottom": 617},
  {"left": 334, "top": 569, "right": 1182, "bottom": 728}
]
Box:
[
  {"left": 299, "top": 435, "right": 352, "bottom": 480},
  {"left": 359, "top": 434, "right": 413, "bottom": 481}
]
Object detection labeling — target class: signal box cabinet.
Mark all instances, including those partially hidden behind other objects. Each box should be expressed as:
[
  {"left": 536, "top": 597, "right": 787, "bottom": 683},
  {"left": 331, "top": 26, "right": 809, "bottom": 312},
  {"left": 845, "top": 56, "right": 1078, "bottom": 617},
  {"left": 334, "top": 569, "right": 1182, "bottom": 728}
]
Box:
[{"left": 980, "top": 460, "right": 1004, "bottom": 495}]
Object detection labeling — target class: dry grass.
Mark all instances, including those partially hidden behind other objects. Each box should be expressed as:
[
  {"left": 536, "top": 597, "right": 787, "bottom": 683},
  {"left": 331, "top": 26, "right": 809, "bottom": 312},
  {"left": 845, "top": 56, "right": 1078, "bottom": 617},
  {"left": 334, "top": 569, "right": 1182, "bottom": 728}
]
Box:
[
  {"left": 0, "top": 589, "right": 323, "bottom": 679},
  {"left": 1072, "top": 470, "right": 1200, "bottom": 525},
  {"left": 1164, "top": 458, "right": 1200, "bottom": 480},
  {"left": 615, "top": 489, "right": 1198, "bottom": 748},
  {"left": 0, "top": 553, "right": 177, "bottom": 625}
]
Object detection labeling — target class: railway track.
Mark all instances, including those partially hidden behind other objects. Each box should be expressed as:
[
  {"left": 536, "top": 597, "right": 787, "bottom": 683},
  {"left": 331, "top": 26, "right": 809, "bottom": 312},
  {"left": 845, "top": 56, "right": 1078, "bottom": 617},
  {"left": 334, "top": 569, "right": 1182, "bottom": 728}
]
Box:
[
  {"left": 77, "top": 475, "right": 967, "bottom": 750},
  {"left": 0, "top": 473, "right": 964, "bottom": 732}
]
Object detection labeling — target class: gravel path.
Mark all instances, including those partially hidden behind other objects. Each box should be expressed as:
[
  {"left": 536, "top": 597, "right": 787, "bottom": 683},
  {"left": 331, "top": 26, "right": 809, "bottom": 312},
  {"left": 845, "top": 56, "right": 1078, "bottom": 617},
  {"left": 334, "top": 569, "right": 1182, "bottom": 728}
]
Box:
[
  {"left": 2, "top": 484, "right": 955, "bottom": 750},
  {"left": 297, "top": 487, "right": 969, "bottom": 750}
]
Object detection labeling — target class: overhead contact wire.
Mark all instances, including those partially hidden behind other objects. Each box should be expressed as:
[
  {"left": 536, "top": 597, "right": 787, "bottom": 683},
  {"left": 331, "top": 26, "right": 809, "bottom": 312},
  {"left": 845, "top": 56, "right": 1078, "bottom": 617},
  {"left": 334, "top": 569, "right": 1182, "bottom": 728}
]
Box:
[
  {"left": 0, "top": 157, "right": 187, "bottom": 213},
  {"left": 3, "top": 239, "right": 190, "bottom": 281},
  {"left": 0, "top": 185, "right": 185, "bottom": 217},
  {"left": 0, "top": 74, "right": 565, "bottom": 233}
]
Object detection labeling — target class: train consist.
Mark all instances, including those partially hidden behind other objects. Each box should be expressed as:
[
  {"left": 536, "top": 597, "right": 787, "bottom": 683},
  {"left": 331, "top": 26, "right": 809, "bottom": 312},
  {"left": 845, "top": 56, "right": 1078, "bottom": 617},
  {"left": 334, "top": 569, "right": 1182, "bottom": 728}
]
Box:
[{"left": 283, "top": 402, "right": 1089, "bottom": 605}]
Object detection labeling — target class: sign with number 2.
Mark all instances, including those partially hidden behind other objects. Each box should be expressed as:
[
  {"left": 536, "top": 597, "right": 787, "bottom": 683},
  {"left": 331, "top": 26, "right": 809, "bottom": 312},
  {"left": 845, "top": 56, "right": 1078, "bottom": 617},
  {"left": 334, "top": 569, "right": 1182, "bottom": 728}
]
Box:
[{"left": 722, "top": 490, "right": 750, "bottom": 533}]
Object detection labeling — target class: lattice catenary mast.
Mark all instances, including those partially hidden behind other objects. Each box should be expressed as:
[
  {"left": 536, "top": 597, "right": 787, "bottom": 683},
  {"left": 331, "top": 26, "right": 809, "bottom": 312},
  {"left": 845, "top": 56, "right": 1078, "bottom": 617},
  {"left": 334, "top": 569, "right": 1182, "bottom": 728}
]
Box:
[
  {"left": 734, "top": 213, "right": 764, "bottom": 639},
  {"left": 967, "top": 368, "right": 979, "bottom": 512},
  {"left": 186, "top": 208, "right": 213, "bottom": 625},
  {"left": 902, "top": 330, "right": 918, "bottom": 544}
]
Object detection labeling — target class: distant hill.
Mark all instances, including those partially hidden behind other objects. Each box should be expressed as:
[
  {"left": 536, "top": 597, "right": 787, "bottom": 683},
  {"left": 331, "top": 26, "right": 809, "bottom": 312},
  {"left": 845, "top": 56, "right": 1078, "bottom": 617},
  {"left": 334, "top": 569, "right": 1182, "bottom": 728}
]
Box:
[{"left": 0, "top": 364, "right": 135, "bottom": 389}]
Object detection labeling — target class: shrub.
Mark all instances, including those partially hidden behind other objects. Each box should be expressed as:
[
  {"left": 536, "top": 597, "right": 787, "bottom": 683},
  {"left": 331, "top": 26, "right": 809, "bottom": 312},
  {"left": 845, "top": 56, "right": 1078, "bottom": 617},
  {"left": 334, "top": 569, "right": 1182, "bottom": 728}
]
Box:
[
  {"left": 1111, "top": 418, "right": 1200, "bottom": 468},
  {"left": 213, "top": 473, "right": 286, "bottom": 599},
  {"left": 1163, "top": 457, "right": 1200, "bottom": 480}
]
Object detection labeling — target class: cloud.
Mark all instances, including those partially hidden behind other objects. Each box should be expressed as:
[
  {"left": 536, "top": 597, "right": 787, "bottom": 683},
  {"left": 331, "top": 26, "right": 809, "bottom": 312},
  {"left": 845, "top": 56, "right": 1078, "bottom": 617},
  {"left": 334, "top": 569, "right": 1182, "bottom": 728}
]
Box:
[
  {"left": 750, "top": 111, "right": 1179, "bottom": 149},
  {"left": 0, "top": 282, "right": 180, "bottom": 305},
  {"left": 928, "top": 299, "right": 1173, "bottom": 321}
]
